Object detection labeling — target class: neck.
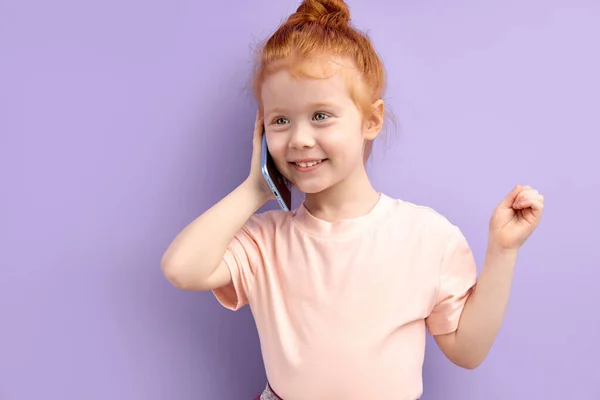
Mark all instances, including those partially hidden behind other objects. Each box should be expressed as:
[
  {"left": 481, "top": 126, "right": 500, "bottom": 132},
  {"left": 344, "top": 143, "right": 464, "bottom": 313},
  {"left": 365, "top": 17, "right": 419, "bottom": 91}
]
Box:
[{"left": 303, "top": 163, "right": 379, "bottom": 222}]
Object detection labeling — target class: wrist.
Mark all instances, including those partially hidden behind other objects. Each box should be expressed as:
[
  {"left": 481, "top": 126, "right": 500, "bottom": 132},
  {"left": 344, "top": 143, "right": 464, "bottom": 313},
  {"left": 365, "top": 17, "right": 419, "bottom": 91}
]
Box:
[
  {"left": 486, "top": 231, "right": 521, "bottom": 256},
  {"left": 484, "top": 241, "right": 519, "bottom": 272},
  {"left": 486, "top": 241, "right": 518, "bottom": 257},
  {"left": 241, "top": 177, "right": 272, "bottom": 208}
]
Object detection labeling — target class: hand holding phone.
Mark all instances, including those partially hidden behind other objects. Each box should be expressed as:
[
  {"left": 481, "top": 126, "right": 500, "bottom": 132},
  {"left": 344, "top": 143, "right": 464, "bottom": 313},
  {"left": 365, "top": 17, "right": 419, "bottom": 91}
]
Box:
[{"left": 261, "top": 133, "right": 292, "bottom": 212}]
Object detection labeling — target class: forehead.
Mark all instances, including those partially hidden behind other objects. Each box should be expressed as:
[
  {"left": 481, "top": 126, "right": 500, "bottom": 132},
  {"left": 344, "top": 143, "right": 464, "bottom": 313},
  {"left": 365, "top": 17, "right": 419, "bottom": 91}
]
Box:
[{"left": 260, "top": 57, "right": 360, "bottom": 110}]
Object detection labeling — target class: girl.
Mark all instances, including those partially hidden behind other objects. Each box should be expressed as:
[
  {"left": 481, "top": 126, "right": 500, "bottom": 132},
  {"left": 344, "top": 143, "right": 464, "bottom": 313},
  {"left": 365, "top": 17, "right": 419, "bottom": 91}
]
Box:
[{"left": 161, "top": 1, "right": 544, "bottom": 399}]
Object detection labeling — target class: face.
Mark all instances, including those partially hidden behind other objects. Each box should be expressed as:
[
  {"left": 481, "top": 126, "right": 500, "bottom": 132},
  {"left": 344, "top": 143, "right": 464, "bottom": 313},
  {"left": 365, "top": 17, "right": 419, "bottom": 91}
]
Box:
[{"left": 261, "top": 59, "right": 378, "bottom": 195}]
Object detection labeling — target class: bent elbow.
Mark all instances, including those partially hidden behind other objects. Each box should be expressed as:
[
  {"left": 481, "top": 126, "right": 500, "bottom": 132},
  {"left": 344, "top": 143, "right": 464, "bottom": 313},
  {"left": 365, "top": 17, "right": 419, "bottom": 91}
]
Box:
[
  {"left": 160, "top": 255, "right": 215, "bottom": 292},
  {"left": 161, "top": 255, "right": 190, "bottom": 290},
  {"left": 460, "top": 360, "right": 481, "bottom": 370},
  {"left": 453, "top": 356, "right": 484, "bottom": 370}
]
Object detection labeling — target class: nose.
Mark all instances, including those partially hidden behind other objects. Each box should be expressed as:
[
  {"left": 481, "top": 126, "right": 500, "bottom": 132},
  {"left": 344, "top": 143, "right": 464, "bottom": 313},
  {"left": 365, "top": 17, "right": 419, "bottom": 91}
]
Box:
[{"left": 288, "top": 123, "right": 316, "bottom": 149}]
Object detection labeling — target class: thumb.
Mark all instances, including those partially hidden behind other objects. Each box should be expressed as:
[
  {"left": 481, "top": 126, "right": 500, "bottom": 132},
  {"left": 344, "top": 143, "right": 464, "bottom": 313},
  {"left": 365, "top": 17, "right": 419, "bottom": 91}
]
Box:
[{"left": 500, "top": 184, "right": 522, "bottom": 207}]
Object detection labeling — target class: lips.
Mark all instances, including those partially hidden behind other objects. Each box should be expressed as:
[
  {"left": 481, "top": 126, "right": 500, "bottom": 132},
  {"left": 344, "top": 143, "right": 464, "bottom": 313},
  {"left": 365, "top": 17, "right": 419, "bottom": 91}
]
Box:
[
  {"left": 290, "top": 158, "right": 328, "bottom": 172},
  {"left": 294, "top": 159, "right": 324, "bottom": 168}
]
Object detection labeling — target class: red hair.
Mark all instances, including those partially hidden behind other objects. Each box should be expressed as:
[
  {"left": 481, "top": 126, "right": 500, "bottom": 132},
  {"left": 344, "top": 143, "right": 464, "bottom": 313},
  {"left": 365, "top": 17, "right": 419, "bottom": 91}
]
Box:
[{"left": 252, "top": 0, "right": 387, "bottom": 159}]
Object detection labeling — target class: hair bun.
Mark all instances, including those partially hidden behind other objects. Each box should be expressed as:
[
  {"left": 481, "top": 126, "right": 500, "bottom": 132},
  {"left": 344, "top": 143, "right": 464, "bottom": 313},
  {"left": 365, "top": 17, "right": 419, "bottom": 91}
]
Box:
[{"left": 293, "top": 0, "right": 351, "bottom": 29}]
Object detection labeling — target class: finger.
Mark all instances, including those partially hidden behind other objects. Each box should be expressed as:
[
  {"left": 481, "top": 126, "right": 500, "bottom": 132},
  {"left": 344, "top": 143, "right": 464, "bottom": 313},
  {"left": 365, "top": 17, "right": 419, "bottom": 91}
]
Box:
[
  {"left": 505, "top": 185, "right": 537, "bottom": 207},
  {"left": 513, "top": 192, "right": 542, "bottom": 207},
  {"left": 513, "top": 189, "right": 540, "bottom": 205},
  {"left": 502, "top": 184, "right": 523, "bottom": 206},
  {"left": 519, "top": 191, "right": 543, "bottom": 204},
  {"left": 253, "top": 112, "right": 264, "bottom": 142},
  {"left": 531, "top": 200, "right": 544, "bottom": 210},
  {"left": 254, "top": 111, "right": 263, "bottom": 132},
  {"left": 513, "top": 196, "right": 544, "bottom": 210}
]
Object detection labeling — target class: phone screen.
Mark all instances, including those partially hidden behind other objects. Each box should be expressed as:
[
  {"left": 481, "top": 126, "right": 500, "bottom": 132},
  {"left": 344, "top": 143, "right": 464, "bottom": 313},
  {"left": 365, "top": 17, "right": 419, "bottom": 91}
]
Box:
[{"left": 261, "top": 134, "right": 292, "bottom": 212}]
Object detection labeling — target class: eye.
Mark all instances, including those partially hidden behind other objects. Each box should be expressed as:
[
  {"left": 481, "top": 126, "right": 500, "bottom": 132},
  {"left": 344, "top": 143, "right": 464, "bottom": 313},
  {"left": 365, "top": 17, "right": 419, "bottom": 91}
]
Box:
[
  {"left": 274, "top": 117, "right": 289, "bottom": 125},
  {"left": 313, "top": 112, "right": 329, "bottom": 121}
]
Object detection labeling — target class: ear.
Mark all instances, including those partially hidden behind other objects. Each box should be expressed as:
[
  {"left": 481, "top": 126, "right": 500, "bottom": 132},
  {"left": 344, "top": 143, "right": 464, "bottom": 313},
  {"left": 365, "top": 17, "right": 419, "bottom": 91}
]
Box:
[{"left": 363, "top": 99, "right": 385, "bottom": 140}]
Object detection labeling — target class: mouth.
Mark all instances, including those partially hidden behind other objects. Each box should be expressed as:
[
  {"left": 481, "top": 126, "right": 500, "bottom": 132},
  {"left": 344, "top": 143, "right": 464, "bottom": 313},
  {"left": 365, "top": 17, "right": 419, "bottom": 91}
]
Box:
[
  {"left": 290, "top": 158, "right": 327, "bottom": 171},
  {"left": 293, "top": 159, "right": 324, "bottom": 167}
]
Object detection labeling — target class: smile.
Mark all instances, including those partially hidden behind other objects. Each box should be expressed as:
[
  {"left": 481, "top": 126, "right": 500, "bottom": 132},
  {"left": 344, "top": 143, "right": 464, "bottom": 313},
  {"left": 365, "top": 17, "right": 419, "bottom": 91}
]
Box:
[
  {"left": 294, "top": 160, "right": 323, "bottom": 167},
  {"left": 290, "top": 159, "right": 327, "bottom": 172}
]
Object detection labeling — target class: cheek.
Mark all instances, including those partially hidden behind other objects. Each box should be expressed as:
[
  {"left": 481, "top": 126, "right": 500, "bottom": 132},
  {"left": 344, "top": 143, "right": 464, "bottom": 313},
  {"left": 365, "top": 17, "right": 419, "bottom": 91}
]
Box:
[
  {"left": 321, "top": 128, "right": 364, "bottom": 159},
  {"left": 266, "top": 134, "right": 288, "bottom": 160}
]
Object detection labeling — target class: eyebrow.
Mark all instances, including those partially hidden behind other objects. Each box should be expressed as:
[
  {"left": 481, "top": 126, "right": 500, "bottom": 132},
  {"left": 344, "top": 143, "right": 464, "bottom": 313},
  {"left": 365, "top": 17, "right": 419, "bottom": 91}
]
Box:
[
  {"left": 308, "top": 101, "right": 338, "bottom": 109},
  {"left": 266, "top": 102, "right": 339, "bottom": 115}
]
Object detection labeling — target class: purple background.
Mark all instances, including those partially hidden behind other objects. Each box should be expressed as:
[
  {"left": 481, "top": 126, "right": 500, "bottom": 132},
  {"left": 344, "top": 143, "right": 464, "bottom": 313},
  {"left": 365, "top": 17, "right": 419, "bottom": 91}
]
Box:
[{"left": 1, "top": 0, "right": 599, "bottom": 399}]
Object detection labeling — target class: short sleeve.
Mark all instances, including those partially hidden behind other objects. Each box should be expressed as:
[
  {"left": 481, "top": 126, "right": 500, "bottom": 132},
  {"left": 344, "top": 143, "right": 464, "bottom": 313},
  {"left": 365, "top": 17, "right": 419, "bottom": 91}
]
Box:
[
  {"left": 426, "top": 227, "right": 478, "bottom": 336},
  {"left": 212, "top": 215, "right": 265, "bottom": 311}
]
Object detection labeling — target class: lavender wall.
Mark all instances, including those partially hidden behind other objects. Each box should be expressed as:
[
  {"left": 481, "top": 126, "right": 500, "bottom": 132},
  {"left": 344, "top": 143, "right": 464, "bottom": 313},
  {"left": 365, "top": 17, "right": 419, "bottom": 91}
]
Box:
[{"left": 1, "top": 0, "right": 598, "bottom": 399}]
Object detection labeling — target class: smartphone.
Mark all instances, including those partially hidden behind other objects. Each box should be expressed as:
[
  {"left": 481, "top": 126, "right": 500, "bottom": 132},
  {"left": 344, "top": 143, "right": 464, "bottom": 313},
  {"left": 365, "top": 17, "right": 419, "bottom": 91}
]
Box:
[{"left": 261, "top": 133, "right": 292, "bottom": 212}]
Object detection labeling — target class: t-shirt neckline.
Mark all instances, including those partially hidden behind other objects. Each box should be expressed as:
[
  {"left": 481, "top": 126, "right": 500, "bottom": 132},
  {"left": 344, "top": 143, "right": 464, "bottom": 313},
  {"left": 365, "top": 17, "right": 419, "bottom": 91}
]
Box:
[{"left": 292, "top": 193, "right": 394, "bottom": 238}]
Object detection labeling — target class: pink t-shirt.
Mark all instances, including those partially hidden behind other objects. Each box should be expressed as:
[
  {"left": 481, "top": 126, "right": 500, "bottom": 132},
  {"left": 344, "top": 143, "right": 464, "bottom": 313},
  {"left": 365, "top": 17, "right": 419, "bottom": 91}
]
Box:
[{"left": 213, "top": 193, "right": 477, "bottom": 400}]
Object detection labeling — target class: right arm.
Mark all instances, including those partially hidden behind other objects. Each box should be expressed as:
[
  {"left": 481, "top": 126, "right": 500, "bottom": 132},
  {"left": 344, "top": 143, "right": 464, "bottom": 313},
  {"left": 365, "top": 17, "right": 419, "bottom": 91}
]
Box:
[{"left": 161, "top": 114, "right": 272, "bottom": 291}]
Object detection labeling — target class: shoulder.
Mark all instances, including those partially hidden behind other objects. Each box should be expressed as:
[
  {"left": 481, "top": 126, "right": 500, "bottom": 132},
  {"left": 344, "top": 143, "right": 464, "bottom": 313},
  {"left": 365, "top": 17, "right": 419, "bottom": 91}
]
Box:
[
  {"left": 383, "top": 195, "right": 473, "bottom": 269},
  {"left": 384, "top": 195, "right": 463, "bottom": 240},
  {"left": 243, "top": 208, "right": 293, "bottom": 233}
]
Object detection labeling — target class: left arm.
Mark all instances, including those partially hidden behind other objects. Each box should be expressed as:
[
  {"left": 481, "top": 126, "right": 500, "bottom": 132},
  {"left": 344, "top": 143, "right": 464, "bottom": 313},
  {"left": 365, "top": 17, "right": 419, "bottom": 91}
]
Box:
[
  {"left": 435, "top": 184, "right": 544, "bottom": 369},
  {"left": 434, "top": 245, "right": 517, "bottom": 369}
]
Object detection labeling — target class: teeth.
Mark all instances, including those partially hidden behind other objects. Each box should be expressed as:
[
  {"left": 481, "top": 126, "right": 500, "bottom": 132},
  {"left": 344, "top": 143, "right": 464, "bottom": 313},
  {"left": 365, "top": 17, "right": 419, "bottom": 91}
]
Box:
[{"left": 295, "top": 160, "right": 322, "bottom": 168}]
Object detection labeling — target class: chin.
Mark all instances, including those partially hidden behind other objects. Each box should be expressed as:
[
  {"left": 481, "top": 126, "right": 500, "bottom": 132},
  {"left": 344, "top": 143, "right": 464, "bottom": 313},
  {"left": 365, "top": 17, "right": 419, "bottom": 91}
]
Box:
[
  {"left": 293, "top": 177, "right": 340, "bottom": 195},
  {"left": 293, "top": 180, "right": 328, "bottom": 195}
]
